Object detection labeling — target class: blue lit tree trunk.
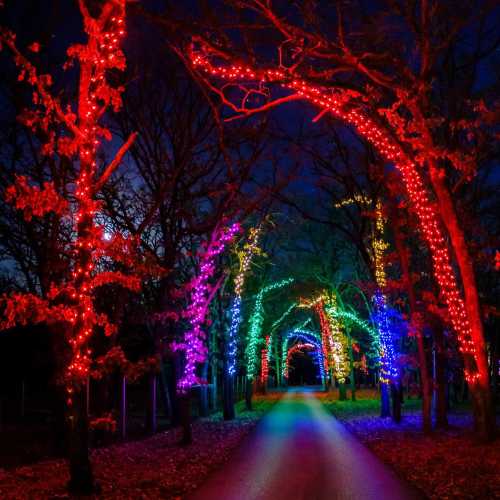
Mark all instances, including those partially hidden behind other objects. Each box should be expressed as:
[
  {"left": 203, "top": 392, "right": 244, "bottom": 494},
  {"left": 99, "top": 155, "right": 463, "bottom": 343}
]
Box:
[{"left": 380, "top": 381, "right": 391, "bottom": 417}]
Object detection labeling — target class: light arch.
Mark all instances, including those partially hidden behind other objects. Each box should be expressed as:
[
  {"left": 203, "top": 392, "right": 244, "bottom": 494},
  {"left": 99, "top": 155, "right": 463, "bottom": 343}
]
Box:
[{"left": 190, "top": 52, "right": 481, "bottom": 386}]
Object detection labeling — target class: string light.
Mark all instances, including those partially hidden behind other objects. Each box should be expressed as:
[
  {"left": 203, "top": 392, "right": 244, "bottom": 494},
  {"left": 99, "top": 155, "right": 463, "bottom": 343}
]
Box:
[
  {"left": 226, "top": 227, "right": 262, "bottom": 376},
  {"left": 284, "top": 343, "right": 316, "bottom": 379},
  {"left": 246, "top": 278, "right": 294, "bottom": 380},
  {"left": 68, "top": 2, "right": 127, "bottom": 399},
  {"left": 177, "top": 223, "right": 240, "bottom": 392},
  {"left": 260, "top": 335, "right": 270, "bottom": 385},
  {"left": 334, "top": 195, "right": 397, "bottom": 385},
  {"left": 281, "top": 330, "right": 325, "bottom": 383},
  {"left": 191, "top": 53, "right": 479, "bottom": 383},
  {"left": 267, "top": 302, "right": 297, "bottom": 363},
  {"left": 324, "top": 295, "right": 350, "bottom": 384}
]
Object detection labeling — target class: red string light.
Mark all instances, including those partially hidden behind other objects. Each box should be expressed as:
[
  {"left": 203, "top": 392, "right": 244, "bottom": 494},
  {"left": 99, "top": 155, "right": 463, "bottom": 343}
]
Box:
[{"left": 191, "top": 54, "right": 479, "bottom": 384}]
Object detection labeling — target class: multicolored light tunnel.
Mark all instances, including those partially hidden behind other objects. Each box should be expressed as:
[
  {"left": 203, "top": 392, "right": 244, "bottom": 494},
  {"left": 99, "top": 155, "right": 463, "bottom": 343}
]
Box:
[
  {"left": 191, "top": 51, "right": 480, "bottom": 385},
  {"left": 246, "top": 278, "right": 294, "bottom": 381},
  {"left": 281, "top": 330, "right": 325, "bottom": 384}
]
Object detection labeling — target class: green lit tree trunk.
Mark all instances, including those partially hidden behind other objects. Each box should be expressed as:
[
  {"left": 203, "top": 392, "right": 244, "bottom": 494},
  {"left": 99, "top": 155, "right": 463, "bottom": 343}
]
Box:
[{"left": 245, "top": 378, "right": 253, "bottom": 410}]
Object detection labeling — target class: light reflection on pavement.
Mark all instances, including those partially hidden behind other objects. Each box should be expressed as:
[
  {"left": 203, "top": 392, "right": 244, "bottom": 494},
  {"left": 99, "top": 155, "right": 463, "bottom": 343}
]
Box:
[{"left": 189, "top": 388, "right": 422, "bottom": 500}]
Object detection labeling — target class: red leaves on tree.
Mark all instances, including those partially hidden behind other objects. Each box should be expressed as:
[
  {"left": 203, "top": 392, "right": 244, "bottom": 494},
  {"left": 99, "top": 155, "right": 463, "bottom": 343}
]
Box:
[{"left": 5, "top": 175, "right": 68, "bottom": 221}]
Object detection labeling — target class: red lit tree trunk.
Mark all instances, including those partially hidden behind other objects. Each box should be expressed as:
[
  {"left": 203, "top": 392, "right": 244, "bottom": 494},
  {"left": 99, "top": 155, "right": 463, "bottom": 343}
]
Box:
[{"left": 429, "top": 164, "right": 494, "bottom": 441}]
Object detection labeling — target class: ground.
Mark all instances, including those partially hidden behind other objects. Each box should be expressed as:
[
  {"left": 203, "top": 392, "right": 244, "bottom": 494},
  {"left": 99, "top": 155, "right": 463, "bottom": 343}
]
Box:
[
  {"left": 189, "top": 388, "right": 420, "bottom": 500},
  {"left": 0, "top": 389, "right": 498, "bottom": 499},
  {"left": 318, "top": 388, "right": 500, "bottom": 500},
  {"left": 0, "top": 395, "right": 279, "bottom": 499}
]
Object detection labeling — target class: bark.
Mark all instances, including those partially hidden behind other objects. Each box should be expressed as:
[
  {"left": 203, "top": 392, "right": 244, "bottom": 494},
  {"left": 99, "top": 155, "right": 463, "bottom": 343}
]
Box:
[
  {"left": 146, "top": 374, "right": 157, "bottom": 434},
  {"left": 434, "top": 327, "right": 448, "bottom": 428},
  {"left": 380, "top": 382, "right": 391, "bottom": 417},
  {"left": 338, "top": 382, "right": 347, "bottom": 401},
  {"left": 67, "top": 387, "right": 96, "bottom": 494},
  {"left": 429, "top": 165, "right": 494, "bottom": 441},
  {"left": 223, "top": 373, "right": 235, "bottom": 420},
  {"left": 391, "top": 382, "right": 402, "bottom": 423},
  {"left": 179, "top": 392, "right": 192, "bottom": 445},
  {"left": 392, "top": 209, "right": 432, "bottom": 432},
  {"left": 245, "top": 378, "right": 253, "bottom": 410}
]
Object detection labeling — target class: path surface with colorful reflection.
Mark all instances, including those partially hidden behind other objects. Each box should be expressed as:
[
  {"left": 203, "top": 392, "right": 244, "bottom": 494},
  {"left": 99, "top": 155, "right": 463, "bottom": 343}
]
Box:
[{"left": 190, "top": 388, "right": 421, "bottom": 500}]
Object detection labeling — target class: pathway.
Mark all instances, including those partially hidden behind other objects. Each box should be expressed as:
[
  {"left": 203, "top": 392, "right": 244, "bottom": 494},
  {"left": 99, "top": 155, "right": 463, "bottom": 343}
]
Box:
[{"left": 189, "top": 388, "right": 422, "bottom": 500}]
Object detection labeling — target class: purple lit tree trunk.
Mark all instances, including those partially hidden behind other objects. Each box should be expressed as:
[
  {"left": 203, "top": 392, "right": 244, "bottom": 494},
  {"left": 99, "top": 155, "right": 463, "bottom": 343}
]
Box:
[{"left": 175, "top": 223, "right": 240, "bottom": 442}]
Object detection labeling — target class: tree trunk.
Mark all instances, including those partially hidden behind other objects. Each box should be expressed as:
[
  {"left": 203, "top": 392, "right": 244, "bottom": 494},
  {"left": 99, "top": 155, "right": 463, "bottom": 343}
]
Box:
[
  {"left": 158, "top": 361, "right": 172, "bottom": 420},
  {"left": 223, "top": 373, "right": 235, "bottom": 420},
  {"left": 146, "top": 374, "right": 157, "bottom": 434},
  {"left": 338, "top": 382, "right": 347, "bottom": 401},
  {"left": 199, "top": 363, "right": 209, "bottom": 417},
  {"left": 391, "top": 382, "right": 402, "bottom": 423},
  {"left": 391, "top": 208, "right": 432, "bottom": 433},
  {"left": 210, "top": 365, "right": 217, "bottom": 411},
  {"left": 429, "top": 165, "right": 494, "bottom": 441},
  {"left": 434, "top": 327, "right": 448, "bottom": 428},
  {"left": 179, "top": 392, "right": 192, "bottom": 445},
  {"left": 245, "top": 378, "right": 253, "bottom": 410},
  {"left": 67, "top": 386, "right": 96, "bottom": 494},
  {"left": 119, "top": 376, "right": 127, "bottom": 440},
  {"left": 347, "top": 333, "right": 356, "bottom": 401},
  {"left": 380, "top": 382, "right": 391, "bottom": 417}
]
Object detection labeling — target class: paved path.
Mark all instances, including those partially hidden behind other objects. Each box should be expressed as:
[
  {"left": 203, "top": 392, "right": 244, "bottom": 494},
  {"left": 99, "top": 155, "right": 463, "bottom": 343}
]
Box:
[{"left": 189, "top": 388, "right": 422, "bottom": 500}]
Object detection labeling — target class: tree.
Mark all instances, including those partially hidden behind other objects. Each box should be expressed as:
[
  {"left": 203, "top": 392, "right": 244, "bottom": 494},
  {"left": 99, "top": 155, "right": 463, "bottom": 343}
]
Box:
[
  {"left": 156, "top": 0, "right": 497, "bottom": 440},
  {"left": 0, "top": 1, "right": 161, "bottom": 492}
]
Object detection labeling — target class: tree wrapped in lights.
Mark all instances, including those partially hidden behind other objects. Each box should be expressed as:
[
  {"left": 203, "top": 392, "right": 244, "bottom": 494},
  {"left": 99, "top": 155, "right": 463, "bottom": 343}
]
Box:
[
  {"left": 174, "top": 222, "right": 239, "bottom": 440},
  {"left": 226, "top": 226, "right": 262, "bottom": 377},
  {"left": 244, "top": 277, "right": 293, "bottom": 408},
  {"left": 267, "top": 302, "right": 297, "bottom": 363},
  {"left": 188, "top": 50, "right": 491, "bottom": 434},
  {"left": 222, "top": 225, "right": 261, "bottom": 419},
  {"left": 324, "top": 295, "right": 351, "bottom": 400},
  {"left": 260, "top": 335, "right": 270, "bottom": 389},
  {"left": 245, "top": 278, "right": 294, "bottom": 381},
  {"left": 299, "top": 294, "right": 333, "bottom": 382},
  {"left": 0, "top": 2, "right": 159, "bottom": 492},
  {"left": 176, "top": 222, "right": 240, "bottom": 393}
]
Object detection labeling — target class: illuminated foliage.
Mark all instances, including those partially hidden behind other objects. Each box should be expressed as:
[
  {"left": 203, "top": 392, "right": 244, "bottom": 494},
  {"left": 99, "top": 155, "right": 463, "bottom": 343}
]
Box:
[{"left": 0, "top": 2, "right": 166, "bottom": 402}]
